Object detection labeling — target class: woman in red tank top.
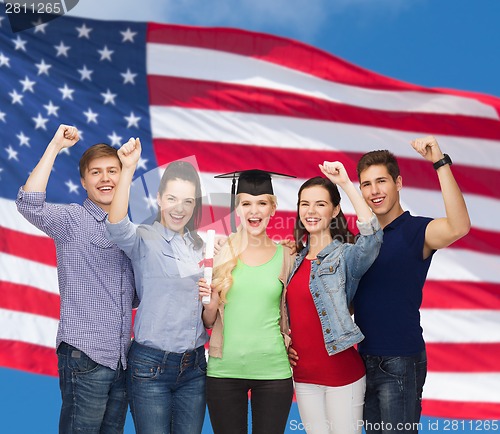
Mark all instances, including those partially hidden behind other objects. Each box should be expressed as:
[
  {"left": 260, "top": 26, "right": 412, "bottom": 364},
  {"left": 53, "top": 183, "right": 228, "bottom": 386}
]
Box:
[{"left": 287, "top": 161, "right": 382, "bottom": 434}]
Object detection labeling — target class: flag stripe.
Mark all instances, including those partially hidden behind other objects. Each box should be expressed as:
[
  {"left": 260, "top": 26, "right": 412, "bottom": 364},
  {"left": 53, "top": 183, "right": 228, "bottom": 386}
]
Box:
[
  {"left": 0, "top": 253, "right": 59, "bottom": 295},
  {"left": 422, "top": 310, "right": 500, "bottom": 343},
  {"left": 0, "top": 198, "right": 48, "bottom": 236},
  {"left": 152, "top": 138, "right": 500, "bottom": 201},
  {"left": 0, "top": 226, "right": 56, "bottom": 266},
  {"left": 426, "top": 343, "right": 500, "bottom": 373},
  {"left": 146, "top": 28, "right": 500, "bottom": 120},
  {"left": 195, "top": 202, "right": 500, "bottom": 258},
  {"left": 422, "top": 400, "right": 500, "bottom": 420},
  {"left": 425, "top": 249, "right": 500, "bottom": 284},
  {"left": 424, "top": 372, "right": 500, "bottom": 403},
  {"left": 149, "top": 75, "right": 500, "bottom": 141},
  {"left": 0, "top": 281, "right": 59, "bottom": 319},
  {"left": 150, "top": 106, "right": 500, "bottom": 171},
  {"left": 0, "top": 340, "right": 57, "bottom": 377},
  {"left": 0, "top": 308, "right": 58, "bottom": 348},
  {"left": 422, "top": 281, "right": 500, "bottom": 310}
]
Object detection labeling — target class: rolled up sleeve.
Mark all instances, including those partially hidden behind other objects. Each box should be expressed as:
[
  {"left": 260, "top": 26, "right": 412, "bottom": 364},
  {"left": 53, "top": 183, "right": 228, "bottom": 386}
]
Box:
[{"left": 105, "top": 215, "right": 139, "bottom": 259}]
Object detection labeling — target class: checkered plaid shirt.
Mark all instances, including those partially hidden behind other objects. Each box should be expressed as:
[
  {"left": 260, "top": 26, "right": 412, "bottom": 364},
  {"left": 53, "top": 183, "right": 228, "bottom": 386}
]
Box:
[{"left": 16, "top": 188, "right": 135, "bottom": 370}]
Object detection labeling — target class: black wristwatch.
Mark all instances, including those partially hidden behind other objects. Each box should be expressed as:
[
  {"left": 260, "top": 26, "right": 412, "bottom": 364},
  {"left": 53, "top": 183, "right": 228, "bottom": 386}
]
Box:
[{"left": 433, "top": 154, "right": 452, "bottom": 170}]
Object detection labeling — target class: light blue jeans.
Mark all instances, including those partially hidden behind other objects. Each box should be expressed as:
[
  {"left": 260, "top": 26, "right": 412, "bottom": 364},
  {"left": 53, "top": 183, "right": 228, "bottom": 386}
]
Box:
[
  {"left": 57, "top": 342, "right": 128, "bottom": 434},
  {"left": 362, "top": 351, "right": 427, "bottom": 434},
  {"left": 127, "top": 340, "right": 207, "bottom": 434}
]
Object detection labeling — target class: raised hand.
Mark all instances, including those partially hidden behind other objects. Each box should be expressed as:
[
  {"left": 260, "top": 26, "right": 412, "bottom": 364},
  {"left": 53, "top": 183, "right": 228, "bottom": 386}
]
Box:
[
  {"left": 50, "top": 124, "right": 79, "bottom": 151},
  {"left": 117, "top": 137, "right": 142, "bottom": 169},
  {"left": 319, "top": 160, "right": 350, "bottom": 186},
  {"left": 410, "top": 135, "right": 444, "bottom": 163}
]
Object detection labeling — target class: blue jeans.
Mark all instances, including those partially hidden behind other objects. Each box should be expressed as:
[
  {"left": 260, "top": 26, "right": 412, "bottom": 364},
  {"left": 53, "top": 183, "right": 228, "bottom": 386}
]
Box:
[
  {"left": 57, "top": 342, "right": 128, "bottom": 434},
  {"left": 127, "top": 340, "right": 207, "bottom": 434},
  {"left": 362, "top": 351, "right": 427, "bottom": 434}
]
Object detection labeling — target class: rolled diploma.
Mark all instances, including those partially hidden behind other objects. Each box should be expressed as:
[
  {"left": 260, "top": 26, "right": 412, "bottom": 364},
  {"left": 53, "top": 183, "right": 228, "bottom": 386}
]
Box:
[{"left": 202, "top": 230, "right": 215, "bottom": 304}]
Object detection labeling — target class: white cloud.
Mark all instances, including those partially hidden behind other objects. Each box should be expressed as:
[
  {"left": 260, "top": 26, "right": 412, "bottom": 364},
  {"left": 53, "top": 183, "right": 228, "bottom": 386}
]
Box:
[
  {"left": 67, "top": 0, "right": 422, "bottom": 41},
  {"left": 67, "top": 0, "right": 170, "bottom": 22},
  {"left": 67, "top": 0, "right": 329, "bottom": 39},
  {"left": 166, "top": 0, "right": 330, "bottom": 39}
]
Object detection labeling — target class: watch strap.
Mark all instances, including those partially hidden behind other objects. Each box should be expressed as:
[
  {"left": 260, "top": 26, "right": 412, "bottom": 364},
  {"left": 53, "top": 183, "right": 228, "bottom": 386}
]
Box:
[{"left": 433, "top": 154, "right": 452, "bottom": 170}]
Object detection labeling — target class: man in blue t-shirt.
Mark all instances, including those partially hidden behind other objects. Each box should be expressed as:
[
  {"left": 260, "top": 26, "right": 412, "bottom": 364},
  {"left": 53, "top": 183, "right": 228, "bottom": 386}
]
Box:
[{"left": 353, "top": 136, "right": 471, "bottom": 434}]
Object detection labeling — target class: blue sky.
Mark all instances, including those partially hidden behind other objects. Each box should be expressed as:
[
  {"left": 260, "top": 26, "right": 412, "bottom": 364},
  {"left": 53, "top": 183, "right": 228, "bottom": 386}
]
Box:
[
  {"left": 2, "top": 0, "right": 499, "bottom": 432},
  {"left": 64, "top": 0, "right": 500, "bottom": 97}
]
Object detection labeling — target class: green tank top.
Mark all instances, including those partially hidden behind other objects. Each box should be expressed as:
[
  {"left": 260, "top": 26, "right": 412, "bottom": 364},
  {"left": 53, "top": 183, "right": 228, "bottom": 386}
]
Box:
[{"left": 208, "top": 244, "right": 292, "bottom": 379}]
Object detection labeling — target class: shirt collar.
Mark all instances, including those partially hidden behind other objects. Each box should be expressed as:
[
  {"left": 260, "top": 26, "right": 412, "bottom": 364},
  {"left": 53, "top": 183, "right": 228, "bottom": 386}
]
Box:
[
  {"left": 83, "top": 198, "right": 108, "bottom": 222},
  {"left": 152, "top": 221, "right": 195, "bottom": 244},
  {"left": 296, "top": 238, "right": 342, "bottom": 260},
  {"left": 384, "top": 210, "right": 410, "bottom": 232}
]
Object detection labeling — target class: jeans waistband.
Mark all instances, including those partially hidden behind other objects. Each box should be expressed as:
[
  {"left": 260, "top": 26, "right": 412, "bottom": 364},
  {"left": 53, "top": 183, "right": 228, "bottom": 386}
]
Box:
[
  {"left": 57, "top": 342, "right": 124, "bottom": 370},
  {"left": 57, "top": 341, "right": 79, "bottom": 355},
  {"left": 361, "top": 350, "right": 427, "bottom": 362},
  {"left": 130, "top": 340, "right": 205, "bottom": 364}
]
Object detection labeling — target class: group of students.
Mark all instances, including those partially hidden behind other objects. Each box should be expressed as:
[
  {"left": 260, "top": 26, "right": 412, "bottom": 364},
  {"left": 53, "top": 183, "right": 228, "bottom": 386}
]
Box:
[{"left": 16, "top": 124, "right": 470, "bottom": 434}]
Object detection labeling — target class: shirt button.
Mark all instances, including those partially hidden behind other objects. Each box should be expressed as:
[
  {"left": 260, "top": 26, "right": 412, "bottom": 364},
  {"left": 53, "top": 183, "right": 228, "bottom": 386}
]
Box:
[
  {"left": 315, "top": 293, "right": 319, "bottom": 297},
  {"left": 311, "top": 274, "right": 315, "bottom": 279},
  {"left": 329, "top": 266, "right": 334, "bottom": 272},
  {"left": 325, "top": 328, "right": 331, "bottom": 333},
  {"left": 321, "top": 310, "right": 327, "bottom": 316},
  {"left": 332, "top": 345, "right": 337, "bottom": 350},
  {"left": 316, "top": 260, "right": 321, "bottom": 265}
]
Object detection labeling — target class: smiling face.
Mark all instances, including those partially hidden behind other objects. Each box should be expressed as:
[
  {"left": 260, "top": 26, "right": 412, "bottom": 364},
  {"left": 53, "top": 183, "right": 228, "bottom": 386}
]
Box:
[
  {"left": 236, "top": 193, "right": 276, "bottom": 237},
  {"left": 359, "top": 164, "right": 403, "bottom": 225},
  {"left": 80, "top": 155, "right": 121, "bottom": 212},
  {"left": 157, "top": 178, "right": 197, "bottom": 233},
  {"left": 298, "top": 185, "right": 339, "bottom": 237}
]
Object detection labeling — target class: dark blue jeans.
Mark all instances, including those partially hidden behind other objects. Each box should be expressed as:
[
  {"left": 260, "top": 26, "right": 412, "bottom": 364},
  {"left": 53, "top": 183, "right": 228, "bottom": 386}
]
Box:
[
  {"left": 57, "top": 342, "right": 128, "bottom": 434},
  {"left": 362, "top": 351, "right": 427, "bottom": 434},
  {"left": 127, "top": 341, "right": 207, "bottom": 434}
]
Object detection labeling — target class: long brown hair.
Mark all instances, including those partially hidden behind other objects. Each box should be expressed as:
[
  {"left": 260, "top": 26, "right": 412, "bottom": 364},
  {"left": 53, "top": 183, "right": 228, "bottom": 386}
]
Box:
[
  {"left": 156, "top": 161, "right": 203, "bottom": 249},
  {"left": 294, "top": 177, "right": 355, "bottom": 253}
]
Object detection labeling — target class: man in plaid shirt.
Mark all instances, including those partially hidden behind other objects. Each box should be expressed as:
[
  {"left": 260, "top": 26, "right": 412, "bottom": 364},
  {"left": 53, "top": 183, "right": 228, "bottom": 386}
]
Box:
[{"left": 16, "top": 124, "right": 136, "bottom": 434}]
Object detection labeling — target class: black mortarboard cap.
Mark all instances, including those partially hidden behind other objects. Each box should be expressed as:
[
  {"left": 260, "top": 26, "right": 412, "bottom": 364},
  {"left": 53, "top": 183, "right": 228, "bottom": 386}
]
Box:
[{"left": 215, "top": 169, "right": 295, "bottom": 232}]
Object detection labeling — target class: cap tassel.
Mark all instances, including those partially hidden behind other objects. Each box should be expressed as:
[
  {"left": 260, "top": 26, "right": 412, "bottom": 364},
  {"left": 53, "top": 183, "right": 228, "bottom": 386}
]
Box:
[{"left": 230, "top": 175, "right": 236, "bottom": 233}]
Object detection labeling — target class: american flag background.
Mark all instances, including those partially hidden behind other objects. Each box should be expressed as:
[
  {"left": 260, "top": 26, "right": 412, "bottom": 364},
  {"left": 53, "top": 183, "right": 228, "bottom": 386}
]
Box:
[{"left": 0, "top": 3, "right": 499, "bottom": 430}]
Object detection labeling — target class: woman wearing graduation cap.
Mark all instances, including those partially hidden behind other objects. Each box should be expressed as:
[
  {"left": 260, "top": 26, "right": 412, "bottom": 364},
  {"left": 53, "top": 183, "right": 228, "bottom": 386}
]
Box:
[
  {"left": 105, "top": 139, "right": 209, "bottom": 434},
  {"left": 199, "top": 169, "right": 295, "bottom": 434},
  {"left": 286, "top": 161, "right": 383, "bottom": 434}
]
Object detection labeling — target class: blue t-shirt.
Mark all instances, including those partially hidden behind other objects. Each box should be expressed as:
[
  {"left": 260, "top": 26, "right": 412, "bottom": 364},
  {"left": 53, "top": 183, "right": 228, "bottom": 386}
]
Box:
[{"left": 353, "top": 211, "right": 433, "bottom": 356}]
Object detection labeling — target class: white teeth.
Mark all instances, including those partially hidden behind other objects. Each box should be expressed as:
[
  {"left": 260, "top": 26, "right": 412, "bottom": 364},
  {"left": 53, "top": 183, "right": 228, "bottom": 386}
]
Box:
[
  {"left": 372, "top": 198, "right": 383, "bottom": 203},
  {"left": 99, "top": 186, "right": 112, "bottom": 191}
]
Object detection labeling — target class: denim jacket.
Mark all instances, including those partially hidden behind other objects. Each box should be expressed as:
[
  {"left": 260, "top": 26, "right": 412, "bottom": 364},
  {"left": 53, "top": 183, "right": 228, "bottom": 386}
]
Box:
[{"left": 287, "top": 215, "right": 382, "bottom": 356}]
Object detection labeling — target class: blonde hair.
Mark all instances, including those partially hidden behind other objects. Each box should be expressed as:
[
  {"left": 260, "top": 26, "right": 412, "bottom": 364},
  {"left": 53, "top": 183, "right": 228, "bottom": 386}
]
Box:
[{"left": 212, "top": 193, "right": 277, "bottom": 303}]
